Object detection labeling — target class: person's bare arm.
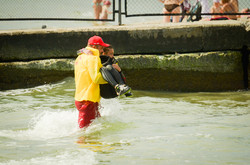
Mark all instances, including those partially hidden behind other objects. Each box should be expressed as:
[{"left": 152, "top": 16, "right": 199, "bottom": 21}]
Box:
[{"left": 112, "top": 64, "right": 121, "bottom": 72}]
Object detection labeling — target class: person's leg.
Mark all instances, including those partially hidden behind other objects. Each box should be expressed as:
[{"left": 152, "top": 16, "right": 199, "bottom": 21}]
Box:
[
  {"left": 106, "top": 65, "right": 125, "bottom": 84},
  {"left": 100, "top": 67, "right": 119, "bottom": 87},
  {"left": 75, "top": 100, "right": 100, "bottom": 128},
  {"left": 100, "top": 66, "right": 131, "bottom": 96},
  {"left": 163, "top": 8, "right": 171, "bottom": 22},
  {"left": 93, "top": 4, "right": 102, "bottom": 19},
  {"left": 118, "top": 71, "right": 133, "bottom": 97},
  {"left": 96, "top": 5, "right": 102, "bottom": 19},
  {"left": 172, "top": 6, "right": 181, "bottom": 23}
]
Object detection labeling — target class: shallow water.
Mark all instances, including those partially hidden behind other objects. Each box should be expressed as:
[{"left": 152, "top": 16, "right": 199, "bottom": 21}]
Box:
[{"left": 0, "top": 77, "right": 250, "bottom": 165}]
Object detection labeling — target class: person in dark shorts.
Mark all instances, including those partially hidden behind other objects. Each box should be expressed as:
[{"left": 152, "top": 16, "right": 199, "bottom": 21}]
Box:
[{"left": 158, "top": 0, "right": 182, "bottom": 22}]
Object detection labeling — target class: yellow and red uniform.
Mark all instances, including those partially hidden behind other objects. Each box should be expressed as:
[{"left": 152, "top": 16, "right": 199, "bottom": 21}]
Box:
[
  {"left": 74, "top": 46, "right": 107, "bottom": 128},
  {"left": 74, "top": 46, "right": 107, "bottom": 102}
]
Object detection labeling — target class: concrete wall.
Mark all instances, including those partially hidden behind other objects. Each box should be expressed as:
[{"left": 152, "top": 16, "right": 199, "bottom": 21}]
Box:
[
  {"left": 0, "top": 51, "right": 248, "bottom": 91},
  {"left": 117, "top": 52, "right": 246, "bottom": 91},
  {"left": 0, "top": 20, "right": 249, "bottom": 91},
  {"left": 0, "top": 20, "right": 249, "bottom": 61}
]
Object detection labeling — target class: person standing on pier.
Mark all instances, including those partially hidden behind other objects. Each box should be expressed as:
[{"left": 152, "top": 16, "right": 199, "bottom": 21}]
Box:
[
  {"left": 158, "top": 0, "right": 182, "bottom": 23},
  {"left": 93, "top": 0, "right": 103, "bottom": 19},
  {"left": 100, "top": 0, "right": 112, "bottom": 20}
]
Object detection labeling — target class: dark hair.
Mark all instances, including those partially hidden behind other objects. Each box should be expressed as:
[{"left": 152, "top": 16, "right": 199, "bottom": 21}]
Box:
[{"left": 103, "top": 45, "right": 113, "bottom": 54}]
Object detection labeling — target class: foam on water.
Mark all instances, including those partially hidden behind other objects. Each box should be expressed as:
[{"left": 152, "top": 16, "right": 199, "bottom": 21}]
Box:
[
  {"left": 0, "top": 110, "right": 77, "bottom": 140},
  {"left": 0, "top": 98, "right": 125, "bottom": 140},
  {"left": 28, "top": 110, "right": 79, "bottom": 139}
]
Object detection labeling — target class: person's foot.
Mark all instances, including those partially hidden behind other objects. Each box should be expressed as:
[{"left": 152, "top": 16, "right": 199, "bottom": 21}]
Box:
[
  {"left": 115, "top": 84, "right": 131, "bottom": 96},
  {"left": 125, "top": 91, "right": 133, "bottom": 97}
]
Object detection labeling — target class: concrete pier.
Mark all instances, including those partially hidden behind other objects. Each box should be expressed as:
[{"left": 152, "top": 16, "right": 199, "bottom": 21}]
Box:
[{"left": 0, "top": 20, "right": 249, "bottom": 91}]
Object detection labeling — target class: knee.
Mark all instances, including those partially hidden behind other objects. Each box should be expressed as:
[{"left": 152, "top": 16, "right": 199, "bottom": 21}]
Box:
[
  {"left": 100, "top": 67, "right": 107, "bottom": 72},
  {"left": 106, "top": 65, "right": 113, "bottom": 71}
]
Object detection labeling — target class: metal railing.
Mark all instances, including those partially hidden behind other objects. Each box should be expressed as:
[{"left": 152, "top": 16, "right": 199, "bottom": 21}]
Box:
[
  {"left": 124, "top": 0, "right": 250, "bottom": 21},
  {"left": 0, "top": 0, "right": 115, "bottom": 22},
  {"left": 0, "top": 0, "right": 249, "bottom": 26}
]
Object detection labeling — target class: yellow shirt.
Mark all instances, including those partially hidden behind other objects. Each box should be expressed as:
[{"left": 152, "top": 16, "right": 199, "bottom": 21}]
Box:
[{"left": 74, "top": 47, "right": 107, "bottom": 102}]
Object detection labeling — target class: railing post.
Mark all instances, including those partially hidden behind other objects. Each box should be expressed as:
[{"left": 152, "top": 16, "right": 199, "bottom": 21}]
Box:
[{"left": 118, "top": 0, "right": 122, "bottom": 25}]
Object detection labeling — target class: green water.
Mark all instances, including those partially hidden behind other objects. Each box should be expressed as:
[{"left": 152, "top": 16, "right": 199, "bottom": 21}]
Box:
[{"left": 0, "top": 77, "right": 249, "bottom": 165}]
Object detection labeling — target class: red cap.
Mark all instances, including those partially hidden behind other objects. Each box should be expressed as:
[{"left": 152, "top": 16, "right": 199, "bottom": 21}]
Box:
[{"left": 88, "top": 36, "right": 110, "bottom": 47}]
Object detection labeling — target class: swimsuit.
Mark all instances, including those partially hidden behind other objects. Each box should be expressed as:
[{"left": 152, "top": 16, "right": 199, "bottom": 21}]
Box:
[
  {"left": 164, "top": 4, "right": 179, "bottom": 12},
  {"left": 92, "top": 2, "right": 103, "bottom": 6}
]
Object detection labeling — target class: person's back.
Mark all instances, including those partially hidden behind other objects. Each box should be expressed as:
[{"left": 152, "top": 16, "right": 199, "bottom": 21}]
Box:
[
  {"left": 75, "top": 47, "right": 106, "bottom": 102},
  {"left": 230, "top": 0, "right": 238, "bottom": 13},
  {"left": 211, "top": 0, "right": 222, "bottom": 18},
  {"left": 221, "top": 0, "right": 237, "bottom": 20}
]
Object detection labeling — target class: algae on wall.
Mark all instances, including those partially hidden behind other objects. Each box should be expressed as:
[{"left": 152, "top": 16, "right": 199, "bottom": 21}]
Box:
[
  {"left": 117, "top": 51, "right": 244, "bottom": 92},
  {"left": 117, "top": 51, "right": 242, "bottom": 73},
  {"left": 0, "top": 51, "right": 245, "bottom": 91}
]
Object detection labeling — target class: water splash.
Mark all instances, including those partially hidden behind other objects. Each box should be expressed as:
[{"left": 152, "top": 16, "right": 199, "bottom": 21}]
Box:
[
  {"left": 28, "top": 110, "right": 79, "bottom": 139},
  {"left": 0, "top": 110, "right": 79, "bottom": 140},
  {"left": 0, "top": 97, "right": 128, "bottom": 141}
]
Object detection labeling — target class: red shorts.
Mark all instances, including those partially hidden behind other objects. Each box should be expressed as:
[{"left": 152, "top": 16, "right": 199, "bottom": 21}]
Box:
[{"left": 75, "top": 100, "right": 101, "bottom": 128}]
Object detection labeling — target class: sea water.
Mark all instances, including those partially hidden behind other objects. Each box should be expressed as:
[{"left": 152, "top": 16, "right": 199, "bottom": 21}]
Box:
[{"left": 0, "top": 77, "right": 249, "bottom": 165}]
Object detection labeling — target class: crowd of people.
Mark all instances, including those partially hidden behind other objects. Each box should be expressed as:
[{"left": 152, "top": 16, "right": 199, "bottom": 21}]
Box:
[
  {"left": 92, "top": 0, "right": 249, "bottom": 23},
  {"left": 158, "top": 0, "right": 249, "bottom": 22}
]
